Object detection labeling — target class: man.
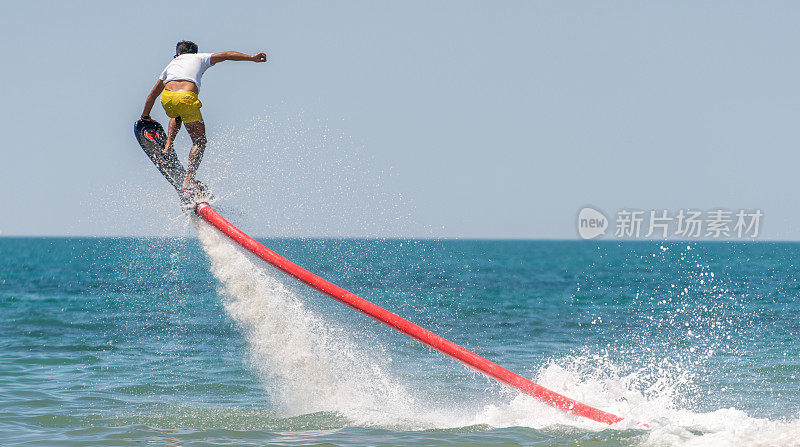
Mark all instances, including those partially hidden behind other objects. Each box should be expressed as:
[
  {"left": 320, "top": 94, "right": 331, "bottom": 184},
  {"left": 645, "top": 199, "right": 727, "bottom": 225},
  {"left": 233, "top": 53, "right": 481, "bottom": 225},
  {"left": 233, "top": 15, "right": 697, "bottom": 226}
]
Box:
[{"left": 141, "top": 41, "right": 266, "bottom": 191}]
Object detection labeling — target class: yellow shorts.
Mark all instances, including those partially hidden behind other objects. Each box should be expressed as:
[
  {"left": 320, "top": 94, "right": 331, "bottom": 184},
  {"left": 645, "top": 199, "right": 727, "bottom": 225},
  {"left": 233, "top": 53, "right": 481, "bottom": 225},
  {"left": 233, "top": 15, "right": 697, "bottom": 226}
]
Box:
[{"left": 160, "top": 90, "right": 203, "bottom": 123}]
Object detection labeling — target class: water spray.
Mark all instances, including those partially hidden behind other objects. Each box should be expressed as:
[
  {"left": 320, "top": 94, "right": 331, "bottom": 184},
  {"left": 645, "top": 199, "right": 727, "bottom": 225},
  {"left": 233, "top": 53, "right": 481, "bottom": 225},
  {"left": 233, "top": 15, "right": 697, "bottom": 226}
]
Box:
[{"left": 194, "top": 201, "right": 628, "bottom": 425}]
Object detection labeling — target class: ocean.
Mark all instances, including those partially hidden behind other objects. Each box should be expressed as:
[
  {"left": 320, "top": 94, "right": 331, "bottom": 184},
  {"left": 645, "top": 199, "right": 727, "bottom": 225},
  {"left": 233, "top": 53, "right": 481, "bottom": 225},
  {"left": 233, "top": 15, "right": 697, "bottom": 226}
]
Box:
[{"left": 2, "top": 223, "right": 799, "bottom": 445}]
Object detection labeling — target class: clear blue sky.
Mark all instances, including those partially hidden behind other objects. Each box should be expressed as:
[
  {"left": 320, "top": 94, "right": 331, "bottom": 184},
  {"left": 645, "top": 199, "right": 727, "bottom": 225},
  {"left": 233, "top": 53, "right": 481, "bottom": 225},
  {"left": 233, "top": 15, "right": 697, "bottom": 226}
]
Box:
[{"left": 1, "top": 1, "right": 798, "bottom": 238}]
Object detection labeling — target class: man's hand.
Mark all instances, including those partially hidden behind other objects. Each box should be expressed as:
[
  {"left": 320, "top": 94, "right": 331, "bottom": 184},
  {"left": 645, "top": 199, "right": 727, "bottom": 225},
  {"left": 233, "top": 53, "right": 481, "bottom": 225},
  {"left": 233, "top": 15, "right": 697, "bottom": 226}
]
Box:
[
  {"left": 140, "top": 115, "right": 155, "bottom": 122},
  {"left": 251, "top": 52, "right": 267, "bottom": 62}
]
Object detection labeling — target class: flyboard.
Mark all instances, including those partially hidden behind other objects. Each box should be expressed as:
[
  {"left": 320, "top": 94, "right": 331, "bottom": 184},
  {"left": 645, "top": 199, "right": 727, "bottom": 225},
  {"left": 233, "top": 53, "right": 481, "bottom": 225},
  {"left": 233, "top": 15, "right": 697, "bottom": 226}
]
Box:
[
  {"left": 133, "top": 125, "right": 632, "bottom": 426},
  {"left": 133, "top": 119, "right": 214, "bottom": 205}
]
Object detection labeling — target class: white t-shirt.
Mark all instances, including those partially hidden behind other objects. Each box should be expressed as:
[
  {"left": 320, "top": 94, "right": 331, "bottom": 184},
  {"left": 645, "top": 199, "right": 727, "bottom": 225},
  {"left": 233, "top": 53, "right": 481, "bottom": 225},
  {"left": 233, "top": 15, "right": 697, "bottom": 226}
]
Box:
[{"left": 159, "top": 53, "right": 213, "bottom": 88}]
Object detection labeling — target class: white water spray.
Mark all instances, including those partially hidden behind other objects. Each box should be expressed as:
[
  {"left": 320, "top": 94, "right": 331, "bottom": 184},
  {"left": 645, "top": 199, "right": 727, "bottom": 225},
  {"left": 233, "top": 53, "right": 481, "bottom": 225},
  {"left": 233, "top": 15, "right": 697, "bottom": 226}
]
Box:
[
  {"left": 193, "top": 217, "right": 415, "bottom": 422},
  {"left": 192, "top": 215, "right": 800, "bottom": 445}
]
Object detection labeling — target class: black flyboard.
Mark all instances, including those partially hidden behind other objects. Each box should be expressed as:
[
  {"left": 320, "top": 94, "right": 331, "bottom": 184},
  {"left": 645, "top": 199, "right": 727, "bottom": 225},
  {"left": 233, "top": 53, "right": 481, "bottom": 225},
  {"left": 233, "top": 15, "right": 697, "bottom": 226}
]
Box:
[{"left": 133, "top": 119, "right": 211, "bottom": 204}]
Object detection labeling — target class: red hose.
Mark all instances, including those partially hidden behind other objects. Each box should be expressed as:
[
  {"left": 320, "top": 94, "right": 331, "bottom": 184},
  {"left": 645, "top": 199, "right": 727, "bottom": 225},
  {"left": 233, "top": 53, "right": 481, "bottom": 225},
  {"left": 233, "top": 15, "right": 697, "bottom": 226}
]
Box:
[{"left": 195, "top": 202, "right": 624, "bottom": 425}]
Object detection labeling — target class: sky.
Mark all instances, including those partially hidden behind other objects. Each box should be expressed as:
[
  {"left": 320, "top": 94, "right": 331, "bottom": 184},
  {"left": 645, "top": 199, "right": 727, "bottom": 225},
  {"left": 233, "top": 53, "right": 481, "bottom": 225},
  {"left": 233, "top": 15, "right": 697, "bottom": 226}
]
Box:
[{"left": 0, "top": 1, "right": 799, "bottom": 239}]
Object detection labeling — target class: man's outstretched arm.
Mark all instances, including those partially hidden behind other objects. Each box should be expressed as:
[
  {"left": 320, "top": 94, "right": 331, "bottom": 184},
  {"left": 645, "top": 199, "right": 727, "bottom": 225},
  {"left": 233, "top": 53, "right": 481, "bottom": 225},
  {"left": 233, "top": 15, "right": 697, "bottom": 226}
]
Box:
[
  {"left": 210, "top": 51, "right": 267, "bottom": 65},
  {"left": 141, "top": 80, "right": 165, "bottom": 120}
]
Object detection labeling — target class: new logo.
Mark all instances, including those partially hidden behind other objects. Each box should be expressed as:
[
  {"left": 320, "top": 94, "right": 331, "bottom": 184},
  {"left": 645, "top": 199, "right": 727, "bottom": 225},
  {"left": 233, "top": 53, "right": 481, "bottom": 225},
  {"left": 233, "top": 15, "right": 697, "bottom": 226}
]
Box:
[{"left": 577, "top": 207, "right": 608, "bottom": 239}]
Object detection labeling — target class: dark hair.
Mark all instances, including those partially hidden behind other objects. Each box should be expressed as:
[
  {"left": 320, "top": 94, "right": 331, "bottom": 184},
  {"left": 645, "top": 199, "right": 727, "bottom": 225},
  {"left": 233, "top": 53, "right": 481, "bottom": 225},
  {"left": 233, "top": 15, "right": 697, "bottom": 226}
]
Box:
[{"left": 175, "top": 40, "right": 198, "bottom": 57}]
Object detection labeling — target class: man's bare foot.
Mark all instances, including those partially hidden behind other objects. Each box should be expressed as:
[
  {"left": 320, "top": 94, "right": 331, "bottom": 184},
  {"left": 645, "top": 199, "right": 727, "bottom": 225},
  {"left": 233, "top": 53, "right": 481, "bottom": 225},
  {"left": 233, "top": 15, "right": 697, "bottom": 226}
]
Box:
[
  {"left": 162, "top": 143, "right": 173, "bottom": 156},
  {"left": 182, "top": 178, "right": 202, "bottom": 191}
]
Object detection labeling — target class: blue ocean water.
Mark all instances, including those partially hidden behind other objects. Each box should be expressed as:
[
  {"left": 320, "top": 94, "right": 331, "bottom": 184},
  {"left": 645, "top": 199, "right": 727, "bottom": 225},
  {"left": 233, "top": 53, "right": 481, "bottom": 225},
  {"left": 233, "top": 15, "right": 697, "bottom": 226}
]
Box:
[{"left": 2, "top": 230, "right": 799, "bottom": 446}]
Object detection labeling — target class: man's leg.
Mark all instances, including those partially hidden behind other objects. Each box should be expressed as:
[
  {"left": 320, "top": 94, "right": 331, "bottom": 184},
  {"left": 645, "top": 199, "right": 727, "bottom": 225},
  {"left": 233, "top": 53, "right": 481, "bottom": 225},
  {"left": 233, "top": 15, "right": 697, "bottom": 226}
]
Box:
[
  {"left": 183, "top": 120, "right": 207, "bottom": 189},
  {"left": 163, "top": 117, "right": 182, "bottom": 155}
]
